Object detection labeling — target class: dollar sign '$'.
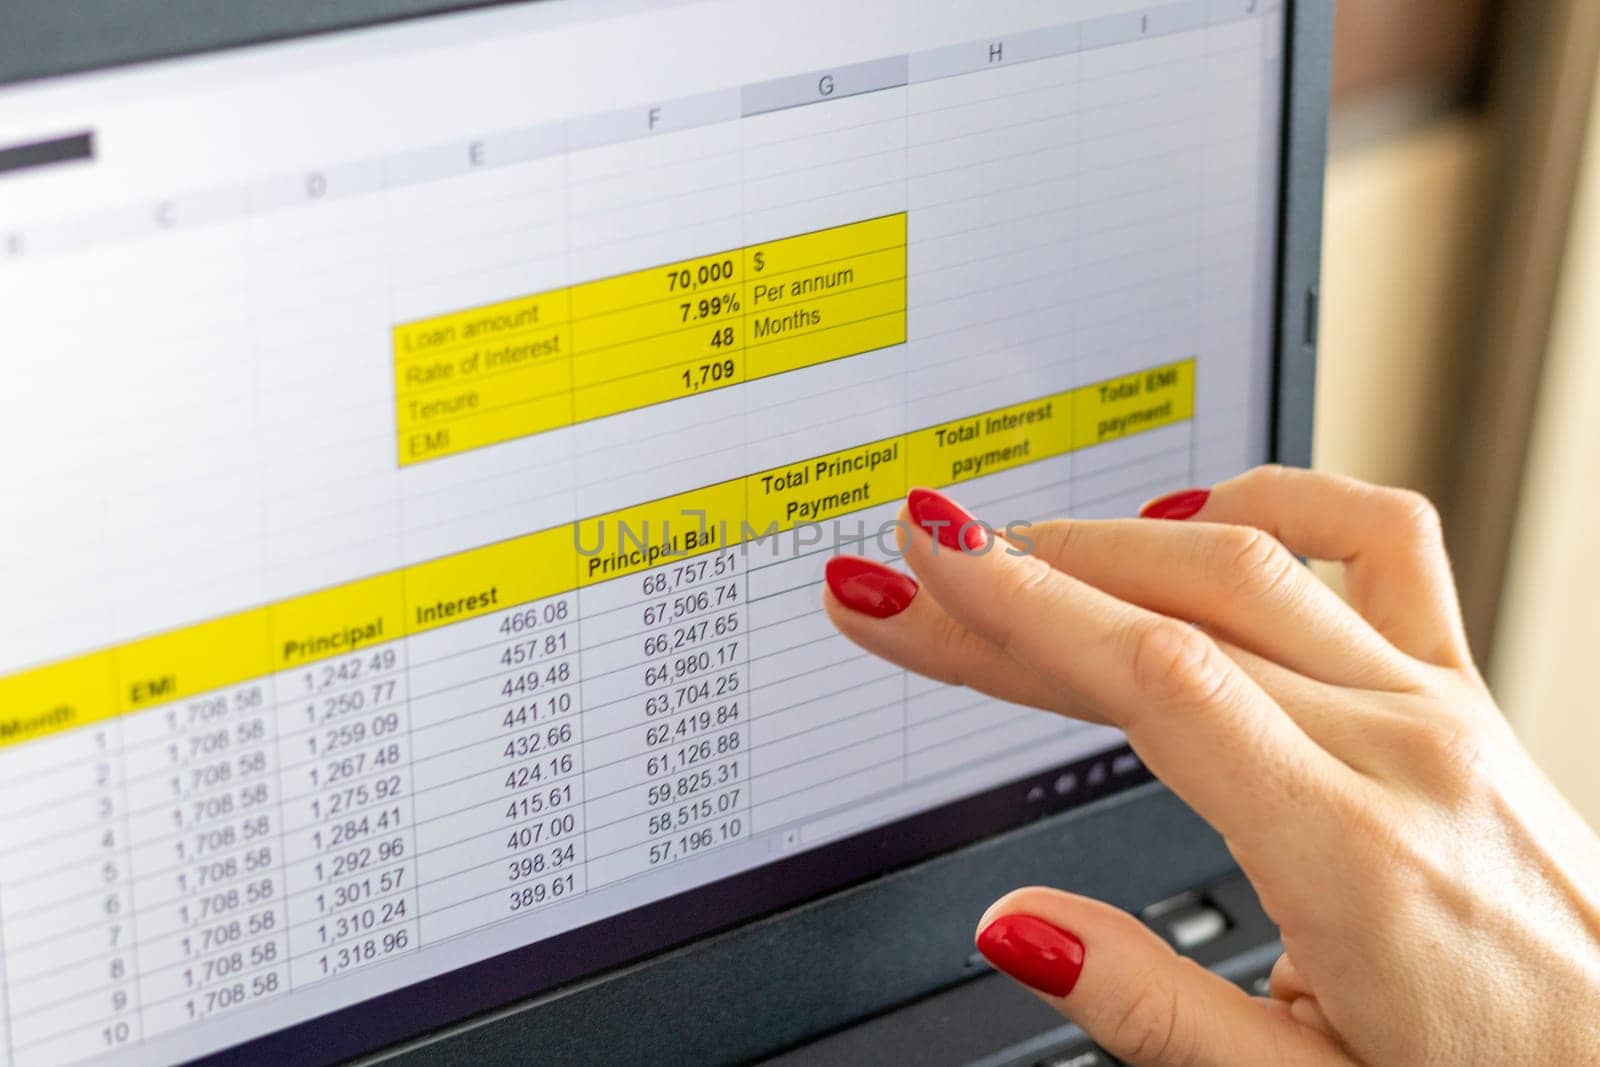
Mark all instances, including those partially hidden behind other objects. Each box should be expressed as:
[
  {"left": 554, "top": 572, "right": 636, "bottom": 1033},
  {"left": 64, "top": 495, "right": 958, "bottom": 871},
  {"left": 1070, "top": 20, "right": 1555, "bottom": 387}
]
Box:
[{"left": 753, "top": 251, "right": 764, "bottom": 272}]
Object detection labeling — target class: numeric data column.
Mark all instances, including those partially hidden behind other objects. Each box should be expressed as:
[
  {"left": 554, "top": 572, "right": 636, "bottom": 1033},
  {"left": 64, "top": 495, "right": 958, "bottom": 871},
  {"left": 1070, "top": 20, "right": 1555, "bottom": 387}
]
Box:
[
  {"left": 581, "top": 543, "right": 751, "bottom": 889},
  {"left": 408, "top": 589, "right": 585, "bottom": 943},
  {"left": 0, "top": 719, "right": 142, "bottom": 1065},
  {"left": 123, "top": 677, "right": 290, "bottom": 1037},
  {"left": 276, "top": 624, "right": 419, "bottom": 986}
]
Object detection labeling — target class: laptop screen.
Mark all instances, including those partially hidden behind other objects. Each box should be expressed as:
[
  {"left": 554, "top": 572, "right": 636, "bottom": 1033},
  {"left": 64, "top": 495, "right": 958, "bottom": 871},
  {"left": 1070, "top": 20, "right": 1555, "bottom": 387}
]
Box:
[{"left": 0, "top": 0, "right": 1284, "bottom": 1061}]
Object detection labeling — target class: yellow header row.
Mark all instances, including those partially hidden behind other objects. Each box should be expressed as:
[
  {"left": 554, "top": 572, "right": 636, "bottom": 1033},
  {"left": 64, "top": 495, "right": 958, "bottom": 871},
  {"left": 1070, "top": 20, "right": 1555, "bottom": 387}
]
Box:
[
  {"left": 0, "top": 359, "right": 1192, "bottom": 749},
  {"left": 391, "top": 214, "right": 908, "bottom": 467}
]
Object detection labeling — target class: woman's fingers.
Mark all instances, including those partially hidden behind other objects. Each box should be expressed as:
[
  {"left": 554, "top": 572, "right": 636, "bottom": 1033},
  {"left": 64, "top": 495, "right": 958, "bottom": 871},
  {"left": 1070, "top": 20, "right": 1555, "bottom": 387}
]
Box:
[
  {"left": 824, "top": 557, "right": 1397, "bottom": 774},
  {"left": 1018, "top": 517, "right": 1420, "bottom": 691},
  {"left": 895, "top": 488, "right": 1345, "bottom": 852},
  {"left": 1269, "top": 952, "right": 1314, "bottom": 1004},
  {"left": 822, "top": 557, "right": 1070, "bottom": 716},
  {"left": 1162, "top": 465, "right": 1471, "bottom": 668},
  {"left": 975, "top": 888, "right": 1354, "bottom": 1067},
  {"left": 1206, "top": 636, "right": 1410, "bottom": 773}
]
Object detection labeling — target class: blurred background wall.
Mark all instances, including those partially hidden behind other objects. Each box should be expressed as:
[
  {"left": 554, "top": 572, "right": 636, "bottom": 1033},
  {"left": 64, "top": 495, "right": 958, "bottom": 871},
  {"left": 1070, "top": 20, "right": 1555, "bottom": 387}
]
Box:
[
  {"left": 1313, "top": 1, "right": 1600, "bottom": 822},
  {"left": 1492, "top": 58, "right": 1600, "bottom": 826}
]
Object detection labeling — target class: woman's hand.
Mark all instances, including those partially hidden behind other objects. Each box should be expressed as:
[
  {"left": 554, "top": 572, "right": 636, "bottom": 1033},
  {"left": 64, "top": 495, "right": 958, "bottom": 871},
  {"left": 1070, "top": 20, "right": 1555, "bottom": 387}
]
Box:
[{"left": 822, "top": 466, "right": 1600, "bottom": 1066}]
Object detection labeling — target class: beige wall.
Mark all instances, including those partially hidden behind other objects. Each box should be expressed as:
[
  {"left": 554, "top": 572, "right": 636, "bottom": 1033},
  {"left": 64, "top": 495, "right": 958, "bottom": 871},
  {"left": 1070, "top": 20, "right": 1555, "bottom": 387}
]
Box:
[
  {"left": 1313, "top": 105, "right": 1600, "bottom": 828},
  {"left": 1310, "top": 116, "right": 1492, "bottom": 594},
  {"left": 1314, "top": 116, "right": 1491, "bottom": 502},
  {"left": 1492, "top": 64, "right": 1600, "bottom": 829}
]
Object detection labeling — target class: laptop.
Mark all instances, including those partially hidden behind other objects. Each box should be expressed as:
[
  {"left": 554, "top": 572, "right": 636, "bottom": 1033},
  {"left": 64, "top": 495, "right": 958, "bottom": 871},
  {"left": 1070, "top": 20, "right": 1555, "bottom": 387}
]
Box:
[{"left": 0, "top": 0, "right": 1326, "bottom": 1062}]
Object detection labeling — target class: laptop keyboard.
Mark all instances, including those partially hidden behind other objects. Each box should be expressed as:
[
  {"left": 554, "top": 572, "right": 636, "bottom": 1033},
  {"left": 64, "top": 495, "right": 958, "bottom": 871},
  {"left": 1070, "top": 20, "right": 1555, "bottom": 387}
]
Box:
[{"left": 757, "top": 872, "right": 1281, "bottom": 1067}]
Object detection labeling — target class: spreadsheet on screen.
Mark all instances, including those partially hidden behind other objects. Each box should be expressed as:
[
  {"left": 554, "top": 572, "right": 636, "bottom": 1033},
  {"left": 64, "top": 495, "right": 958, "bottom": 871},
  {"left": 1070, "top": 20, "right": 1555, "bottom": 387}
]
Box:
[{"left": 0, "top": 0, "right": 1283, "bottom": 1062}]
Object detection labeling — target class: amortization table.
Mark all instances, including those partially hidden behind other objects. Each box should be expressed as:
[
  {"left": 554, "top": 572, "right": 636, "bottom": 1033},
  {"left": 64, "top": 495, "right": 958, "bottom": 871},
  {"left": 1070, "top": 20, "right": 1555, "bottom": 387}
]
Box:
[{"left": 0, "top": 359, "right": 1190, "bottom": 1065}]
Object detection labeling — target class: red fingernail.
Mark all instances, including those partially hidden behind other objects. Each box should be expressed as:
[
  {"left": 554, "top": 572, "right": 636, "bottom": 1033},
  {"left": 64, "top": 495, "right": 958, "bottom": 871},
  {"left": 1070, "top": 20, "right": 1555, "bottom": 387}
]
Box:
[
  {"left": 1139, "top": 488, "right": 1210, "bottom": 520},
  {"left": 824, "top": 556, "right": 919, "bottom": 619},
  {"left": 977, "top": 914, "right": 1086, "bottom": 997},
  {"left": 907, "top": 487, "right": 989, "bottom": 551}
]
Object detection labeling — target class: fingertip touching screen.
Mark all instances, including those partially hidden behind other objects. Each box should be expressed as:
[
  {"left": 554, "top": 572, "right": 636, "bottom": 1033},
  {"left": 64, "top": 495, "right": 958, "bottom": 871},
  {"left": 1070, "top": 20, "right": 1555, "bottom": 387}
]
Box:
[{"left": 0, "top": 1, "right": 1284, "bottom": 1062}]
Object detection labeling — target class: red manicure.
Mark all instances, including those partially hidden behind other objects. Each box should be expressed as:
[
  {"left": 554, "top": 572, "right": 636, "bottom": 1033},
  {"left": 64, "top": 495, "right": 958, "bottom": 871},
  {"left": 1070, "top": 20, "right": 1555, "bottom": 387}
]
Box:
[
  {"left": 824, "top": 557, "right": 919, "bottom": 619},
  {"left": 1139, "top": 488, "right": 1210, "bottom": 521},
  {"left": 976, "top": 914, "right": 1086, "bottom": 997},
  {"left": 907, "top": 487, "right": 989, "bottom": 551}
]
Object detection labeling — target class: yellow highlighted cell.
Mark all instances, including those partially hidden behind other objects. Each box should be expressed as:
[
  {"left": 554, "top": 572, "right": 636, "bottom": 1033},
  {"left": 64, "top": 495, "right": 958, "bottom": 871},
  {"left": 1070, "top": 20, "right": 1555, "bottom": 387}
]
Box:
[
  {"left": 405, "top": 528, "right": 576, "bottom": 635},
  {"left": 270, "top": 572, "right": 407, "bottom": 669},
  {"left": 396, "top": 359, "right": 572, "bottom": 433},
  {"left": 572, "top": 320, "right": 742, "bottom": 391},
  {"left": 746, "top": 213, "right": 906, "bottom": 278},
  {"left": 398, "top": 391, "right": 573, "bottom": 465},
  {"left": 748, "top": 277, "right": 905, "bottom": 351},
  {"left": 576, "top": 480, "right": 744, "bottom": 586},
  {"left": 571, "top": 250, "right": 742, "bottom": 320},
  {"left": 393, "top": 292, "right": 568, "bottom": 361},
  {"left": 395, "top": 325, "right": 568, "bottom": 394},
  {"left": 747, "top": 311, "right": 905, "bottom": 381},
  {"left": 1072, "top": 358, "right": 1195, "bottom": 448},
  {"left": 572, "top": 285, "right": 743, "bottom": 352},
  {"left": 116, "top": 608, "right": 273, "bottom": 711},
  {"left": 573, "top": 353, "right": 743, "bottom": 422},
  {"left": 747, "top": 437, "right": 906, "bottom": 534},
  {"left": 0, "top": 651, "right": 116, "bottom": 749},
  {"left": 745, "top": 246, "right": 904, "bottom": 316},
  {"left": 907, "top": 393, "right": 1073, "bottom": 490}
]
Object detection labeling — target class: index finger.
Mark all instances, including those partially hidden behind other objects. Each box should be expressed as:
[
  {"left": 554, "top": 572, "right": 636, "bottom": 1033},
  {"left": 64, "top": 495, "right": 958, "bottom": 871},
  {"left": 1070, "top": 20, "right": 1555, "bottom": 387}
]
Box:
[{"left": 898, "top": 488, "right": 1346, "bottom": 851}]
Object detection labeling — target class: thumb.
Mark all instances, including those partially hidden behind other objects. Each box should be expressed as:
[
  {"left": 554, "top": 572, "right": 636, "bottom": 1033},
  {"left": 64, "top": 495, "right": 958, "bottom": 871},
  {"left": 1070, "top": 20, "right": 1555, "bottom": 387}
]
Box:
[{"left": 975, "top": 888, "right": 1352, "bottom": 1067}]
